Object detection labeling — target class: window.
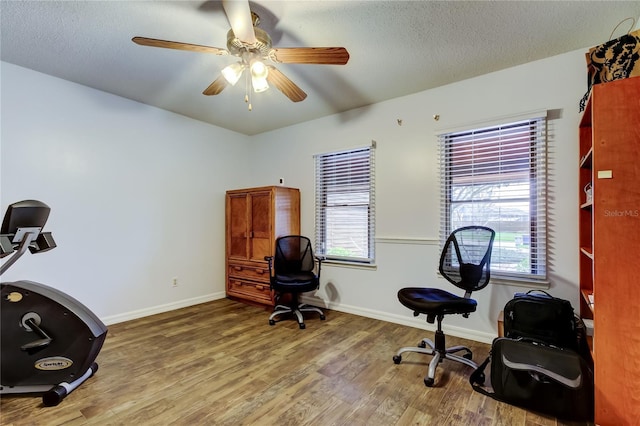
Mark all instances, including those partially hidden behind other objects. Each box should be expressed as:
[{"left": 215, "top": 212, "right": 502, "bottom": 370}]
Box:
[
  {"left": 315, "top": 146, "right": 375, "bottom": 263},
  {"left": 438, "top": 116, "right": 547, "bottom": 282}
]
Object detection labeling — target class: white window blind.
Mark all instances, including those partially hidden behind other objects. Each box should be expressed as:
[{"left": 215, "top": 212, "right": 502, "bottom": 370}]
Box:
[
  {"left": 315, "top": 146, "right": 375, "bottom": 263},
  {"left": 438, "top": 116, "right": 547, "bottom": 282}
]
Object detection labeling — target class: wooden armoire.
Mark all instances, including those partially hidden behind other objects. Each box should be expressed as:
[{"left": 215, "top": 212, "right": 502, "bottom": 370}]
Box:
[
  {"left": 578, "top": 76, "right": 640, "bottom": 425},
  {"left": 225, "top": 186, "right": 300, "bottom": 306}
]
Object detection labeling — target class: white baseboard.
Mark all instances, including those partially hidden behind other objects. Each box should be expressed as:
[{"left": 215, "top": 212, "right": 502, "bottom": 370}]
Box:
[
  {"left": 101, "top": 291, "right": 496, "bottom": 345},
  {"left": 300, "top": 295, "right": 496, "bottom": 345},
  {"left": 101, "top": 291, "right": 226, "bottom": 326}
]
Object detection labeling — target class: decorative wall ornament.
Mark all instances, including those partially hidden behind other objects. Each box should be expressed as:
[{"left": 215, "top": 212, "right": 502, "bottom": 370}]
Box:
[{"left": 579, "top": 25, "right": 640, "bottom": 111}]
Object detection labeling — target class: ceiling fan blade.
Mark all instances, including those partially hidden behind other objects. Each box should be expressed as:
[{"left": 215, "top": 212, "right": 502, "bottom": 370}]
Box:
[
  {"left": 203, "top": 76, "right": 228, "bottom": 96},
  {"left": 269, "top": 47, "right": 350, "bottom": 65},
  {"left": 132, "top": 37, "right": 229, "bottom": 55},
  {"left": 222, "top": 0, "right": 257, "bottom": 45},
  {"left": 266, "top": 66, "right": 307, "bottom": 102}
]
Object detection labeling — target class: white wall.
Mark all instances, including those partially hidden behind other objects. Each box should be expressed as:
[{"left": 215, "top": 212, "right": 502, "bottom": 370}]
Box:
[
  {"left": 249, "top": 49, "right": 588, "bottom": 342},
  {"left": 1, "top": 62, "right": 251, "bottom": 323},
  {"left": 2, "top": 46, "right": 589, "bottom": 343}
]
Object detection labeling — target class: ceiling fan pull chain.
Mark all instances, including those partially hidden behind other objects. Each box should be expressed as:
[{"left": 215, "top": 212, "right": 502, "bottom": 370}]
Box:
[{"left": 245, "top": 69, "right": 252, "bottom": 111}]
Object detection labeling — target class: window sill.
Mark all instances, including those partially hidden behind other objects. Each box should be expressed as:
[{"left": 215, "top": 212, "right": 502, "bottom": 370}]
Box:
[
  {"left": 490, "top": 276, "right": 550, "bottom": 289},
  {"left": 322, "top": 259, "right": 377, "bottom": 270}
]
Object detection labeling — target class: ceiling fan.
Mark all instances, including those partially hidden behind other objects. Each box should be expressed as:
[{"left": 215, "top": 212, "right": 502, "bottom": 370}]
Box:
[{"left": 132, "top": 0, "right": 349, "bottom": 109}]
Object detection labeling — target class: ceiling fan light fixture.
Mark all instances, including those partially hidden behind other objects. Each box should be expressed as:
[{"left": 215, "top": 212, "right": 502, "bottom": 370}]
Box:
[
  {"left": 248, "top": 57, "right": 269, "bottom": 92},
  {"left": 221, "top": 62, "right": 245, "bottom": 86},
  {"left": 252, "top": 75, "right": 269, "bottom": 93},
  {"left": 249, "top": 58, "right": 268, "bottom": 80}
]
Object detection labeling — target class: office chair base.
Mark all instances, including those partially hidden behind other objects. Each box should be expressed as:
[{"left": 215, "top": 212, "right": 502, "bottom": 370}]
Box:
[
  {"left": 393, "top": 336, "right": 478, "bottom": 387},
  {"left": 269, "top": 303, "right": 325, "bottom": 329}
]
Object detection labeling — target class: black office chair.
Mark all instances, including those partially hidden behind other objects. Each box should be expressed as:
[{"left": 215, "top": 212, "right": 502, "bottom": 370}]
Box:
[
  {"left": 265, "top": 235, "right": 326, "bottom": 329},
  {"left": 393, "top": 226, "right": 495, "bottom": 387}
]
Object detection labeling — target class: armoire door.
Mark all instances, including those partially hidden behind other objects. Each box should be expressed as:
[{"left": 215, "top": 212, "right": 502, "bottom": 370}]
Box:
[
  {"left": 249, "top": 190, "right": 272, "bottom": 261},
  {"left": 227, "top": 192, "right": 249, "bottom": 260}
]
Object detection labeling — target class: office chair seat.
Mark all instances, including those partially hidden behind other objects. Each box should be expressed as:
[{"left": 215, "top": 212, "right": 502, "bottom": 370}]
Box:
[
  {"left": 274, "top": 272, "right": 316, "bottom": 285},
  {"left": 393, "top": 226, "right": 495, "bottom": 387},
  {"left": 398, "top": 287, "right": 477, "bottom": 317},
  {"left": 271, "top": 277, "right": 318, "bottom": 294}
]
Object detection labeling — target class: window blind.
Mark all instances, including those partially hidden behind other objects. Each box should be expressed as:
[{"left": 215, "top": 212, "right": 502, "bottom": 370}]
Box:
[
  {"left": 314, "top": 146, "right": 375, "bottom": 263},
  {"left": 438, "top": 117, "right": 547, "bottom": 281}
]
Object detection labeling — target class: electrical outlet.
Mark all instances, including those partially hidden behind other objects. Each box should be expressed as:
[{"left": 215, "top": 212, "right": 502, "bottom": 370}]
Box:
[{"left": 172, "top": 277, "right": 178, "bottom": 287}]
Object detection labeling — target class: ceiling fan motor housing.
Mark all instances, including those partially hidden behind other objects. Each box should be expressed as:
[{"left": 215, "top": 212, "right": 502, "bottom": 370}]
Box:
[{"left": 227, "top": 27, "right": 272, "bottom": 58}]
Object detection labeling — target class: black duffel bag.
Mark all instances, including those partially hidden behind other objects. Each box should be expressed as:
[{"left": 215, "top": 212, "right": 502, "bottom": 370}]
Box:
[
  {"left": 470, "top": 338, "right": 594, "bottom": 421},
  {"left": 503, "top": 290, "right": 576, "bottom": 349}
]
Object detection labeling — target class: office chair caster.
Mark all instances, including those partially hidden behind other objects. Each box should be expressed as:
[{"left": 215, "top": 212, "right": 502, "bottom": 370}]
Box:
[
  {"left": 269, "top": 319, "right": 275, "bottom": 326},
  {"left": 424, "top": 377, "right": 435, "bottom": 387},
  {"left": 392, "top": 355, "right": 402, "bottom": 364},
  {"left": 299, "top": 323, "right": 305, "bottom": 329}
]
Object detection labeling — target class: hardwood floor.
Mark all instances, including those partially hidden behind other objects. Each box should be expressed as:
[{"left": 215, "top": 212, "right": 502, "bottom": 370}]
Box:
[{"left": 1, "top": 299, "right": 588, "bottom": 425}]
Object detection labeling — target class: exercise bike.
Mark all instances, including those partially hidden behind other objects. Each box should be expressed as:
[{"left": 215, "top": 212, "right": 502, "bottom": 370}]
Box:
[{"left": 0, "top": 200, "right": 108, "bottom": 406}]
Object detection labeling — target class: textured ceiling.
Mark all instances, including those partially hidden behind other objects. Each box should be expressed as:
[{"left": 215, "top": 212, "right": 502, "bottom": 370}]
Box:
[{"left": 2, "top": 1, "right": 639, "bottom": 135}]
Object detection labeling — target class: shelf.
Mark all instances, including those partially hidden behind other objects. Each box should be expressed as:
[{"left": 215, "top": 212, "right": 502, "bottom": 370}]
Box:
[
  {"left": 579, "top": 96, "right": 592, "bottom": 128},
  {"left": 580, "top": 247, "right": 593, "bottom": 259},
  {"left": 579, "top": 147, "right": 593, "bottom": 169},
  {"left": 581, "top": 290, "right": 594, "bottom": 314}
]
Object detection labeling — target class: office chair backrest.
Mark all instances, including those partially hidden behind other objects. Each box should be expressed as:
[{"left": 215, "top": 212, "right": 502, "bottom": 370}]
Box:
[
  {"left": 439, "top": 226, "right": 495, "bottom": 294},
  {"left": 274, "top": 235, "right": 315, "bottom": 274}
]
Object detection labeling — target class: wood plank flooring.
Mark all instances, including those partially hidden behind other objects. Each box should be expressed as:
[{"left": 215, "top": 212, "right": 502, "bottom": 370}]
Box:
[{"left": 1, "top": 299, "right": 589, "bottom": 425}]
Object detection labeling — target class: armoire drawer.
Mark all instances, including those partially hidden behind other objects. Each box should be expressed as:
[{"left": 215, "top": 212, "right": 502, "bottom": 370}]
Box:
[
  {"left": 227, "top": 262, "right": 270, "bottom": 282},
  {"left": 227, "top": 278, "right": 273, "bottom": 304}
]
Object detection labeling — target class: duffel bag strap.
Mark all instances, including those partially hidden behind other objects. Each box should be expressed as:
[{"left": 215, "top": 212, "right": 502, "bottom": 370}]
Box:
[
  {"left": 525, "top": 289, "right": 553, "bottom": 298},
  {"left": 469, "top": 354, "right": 495, "bottom": 398}
]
